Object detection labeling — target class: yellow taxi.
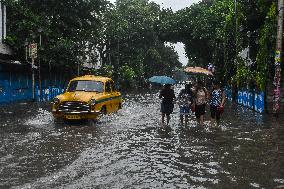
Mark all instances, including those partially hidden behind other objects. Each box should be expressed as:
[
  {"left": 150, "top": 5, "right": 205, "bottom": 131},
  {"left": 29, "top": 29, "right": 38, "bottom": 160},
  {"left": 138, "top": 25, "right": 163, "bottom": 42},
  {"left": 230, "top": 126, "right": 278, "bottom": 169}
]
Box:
[{"left": 51, "top": 75, "right": 122, "bottom": 120}]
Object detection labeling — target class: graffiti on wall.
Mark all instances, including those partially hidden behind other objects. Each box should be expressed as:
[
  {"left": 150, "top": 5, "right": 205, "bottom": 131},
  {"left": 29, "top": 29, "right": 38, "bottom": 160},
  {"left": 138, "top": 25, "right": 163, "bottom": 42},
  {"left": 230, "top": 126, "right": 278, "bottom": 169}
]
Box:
[
  {"left": 225, "top": 87, "right": 265, "bottom": 113},
  {"left": 35, "top": 86, "right": 64, "bottom": 102}
]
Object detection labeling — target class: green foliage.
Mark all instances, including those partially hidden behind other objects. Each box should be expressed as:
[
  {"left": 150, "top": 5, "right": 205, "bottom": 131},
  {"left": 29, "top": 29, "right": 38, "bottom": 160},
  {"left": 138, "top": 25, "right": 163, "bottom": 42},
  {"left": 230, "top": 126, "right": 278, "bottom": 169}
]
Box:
[
  {"left": 4, "top": 0, "right": 182, "bottom": 89},
  {"left": 160, "top": 0, "right": 231, "bottom": 72},
  {"left": 4, "top": 0, "right": 277, "bottom": 91},
  {"left": 254, "top": 3, "right": 276, "bottom": 90},
  {"left": 98, "top": 65, "right": 114, "bottom": 78},
  {"left": 118, "top": 65, "right": 136, "bottom": 89},
  {"left": 159, "top": 0, "right": 276, "bottom": 91},
  {"left": 232, "top": 57, "right": 253, "bottom": 87},
  {"left": 100, "top": 0, "right": 182, "bottom": 88},
  {"left": 4, "top": 0, "right": 107, "bottom": 68}
]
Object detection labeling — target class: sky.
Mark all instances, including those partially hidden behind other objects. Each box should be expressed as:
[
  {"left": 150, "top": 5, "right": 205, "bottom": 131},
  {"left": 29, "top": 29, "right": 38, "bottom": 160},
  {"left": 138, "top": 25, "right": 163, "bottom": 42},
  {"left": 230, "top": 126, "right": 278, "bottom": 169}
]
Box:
[
  {"left": 108, "top": 0, "right": 201, "bottom": 65},
  {"left": 153, "top": 0, "right": 201, "bottom": 66},
  {"left": 152, "top": 0, "right": 201, "bottom": 12}
]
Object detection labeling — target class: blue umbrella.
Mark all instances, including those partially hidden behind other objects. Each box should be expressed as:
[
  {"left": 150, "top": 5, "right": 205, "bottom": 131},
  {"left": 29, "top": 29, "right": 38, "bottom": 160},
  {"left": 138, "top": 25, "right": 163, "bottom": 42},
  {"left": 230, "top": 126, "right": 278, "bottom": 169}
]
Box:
[{"left": 148, "top": 76, "right": 176, "bottom": 85}]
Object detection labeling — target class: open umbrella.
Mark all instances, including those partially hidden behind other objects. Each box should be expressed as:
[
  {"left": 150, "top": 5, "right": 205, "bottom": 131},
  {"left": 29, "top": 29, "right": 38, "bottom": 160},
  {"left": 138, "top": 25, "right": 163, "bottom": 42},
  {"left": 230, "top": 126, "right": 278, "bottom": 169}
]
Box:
[
  {"left": 184, "top": 67, "right": 213, "bottom": 76},
  {"left": 148, "top": 76, "right": 176, "bottom": 85}
]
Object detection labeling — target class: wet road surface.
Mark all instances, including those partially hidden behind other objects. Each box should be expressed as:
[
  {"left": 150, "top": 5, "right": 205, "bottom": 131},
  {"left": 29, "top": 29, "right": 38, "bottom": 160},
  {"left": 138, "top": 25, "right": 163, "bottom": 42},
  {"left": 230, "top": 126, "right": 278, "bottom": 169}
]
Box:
[{"left": 0, "top": 90, "right": 284, "bottom": 189}]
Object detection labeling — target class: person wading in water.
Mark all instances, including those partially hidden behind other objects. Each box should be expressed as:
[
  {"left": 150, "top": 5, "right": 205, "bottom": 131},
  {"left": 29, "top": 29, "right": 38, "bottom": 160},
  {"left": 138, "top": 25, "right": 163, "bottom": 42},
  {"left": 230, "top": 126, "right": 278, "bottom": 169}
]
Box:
[
  {"left": 193, "top": 80, "right": 208, "bottom": 127},
  {"left": 159, "top": 84, "right": 176, "bottom": 126},
  {"left": 177, "top": 83, "right": 193, "bottom": 127},
  {"left": 209, "top": 80, "right": 226, "bottom": 126}
]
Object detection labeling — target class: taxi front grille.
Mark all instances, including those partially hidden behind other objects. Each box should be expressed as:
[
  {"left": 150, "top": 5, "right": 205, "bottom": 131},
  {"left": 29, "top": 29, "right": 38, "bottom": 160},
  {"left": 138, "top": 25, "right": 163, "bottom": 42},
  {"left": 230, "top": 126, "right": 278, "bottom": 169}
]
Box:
[{"left": 58, "top": 101, "right": 90, "bottom": 113}]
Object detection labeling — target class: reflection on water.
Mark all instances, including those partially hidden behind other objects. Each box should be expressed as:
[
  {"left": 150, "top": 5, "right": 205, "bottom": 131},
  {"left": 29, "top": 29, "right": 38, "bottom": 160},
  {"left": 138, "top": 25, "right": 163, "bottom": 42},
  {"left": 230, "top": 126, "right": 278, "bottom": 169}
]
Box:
[{"left": 0, "top": 91, "right": 283, "bottom": 189}]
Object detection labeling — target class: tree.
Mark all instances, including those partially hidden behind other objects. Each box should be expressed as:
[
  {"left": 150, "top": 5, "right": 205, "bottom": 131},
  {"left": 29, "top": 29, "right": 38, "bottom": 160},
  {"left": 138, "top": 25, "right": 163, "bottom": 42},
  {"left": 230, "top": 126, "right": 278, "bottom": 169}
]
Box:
[
  {"left": 158, "top": 0, "right": 276, "bottom": 90},
  {"left": 98, "top": 0, "right": 182, "bottom": 88},
  {"left": 4, "top": 0, "right": 108, "bottom": 71}
]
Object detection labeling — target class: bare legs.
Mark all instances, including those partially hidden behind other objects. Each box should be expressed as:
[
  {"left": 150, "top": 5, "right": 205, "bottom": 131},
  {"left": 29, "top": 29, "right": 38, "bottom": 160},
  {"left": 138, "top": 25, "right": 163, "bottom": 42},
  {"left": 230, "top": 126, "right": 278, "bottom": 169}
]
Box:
[
  {"left": 180, "top": 115, "right": 189, "bottom": 126},
  {"left": 166, "top": 114, "right": 170, "bottom": 125},
  {"left": 196, "top": 115, "right": 205, "bottom": 127},
  {"left": 162, "top": 113, "right": 171, "bottom": 126},
  {"left": 199, "top": 115, "right": 204, "bottom": 126},
  {"left": 211, "top": 118, "right": 220, "bottom": 126},
  {"left": 210, "top": 118, "right": 216, "bottom": 127},
  {"left": 180, "top": 115, "right": 183, "bottom": 125},
  {"left": 162, "top": 113, "right": 165, "bottom": 125}
]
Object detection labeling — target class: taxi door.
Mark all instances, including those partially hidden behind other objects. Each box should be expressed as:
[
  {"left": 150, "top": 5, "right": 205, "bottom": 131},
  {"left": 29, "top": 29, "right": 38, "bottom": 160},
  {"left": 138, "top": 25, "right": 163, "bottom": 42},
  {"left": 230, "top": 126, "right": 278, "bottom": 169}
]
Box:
[{"left": 104, "top": 81, "right": 113, "bottom": 113}]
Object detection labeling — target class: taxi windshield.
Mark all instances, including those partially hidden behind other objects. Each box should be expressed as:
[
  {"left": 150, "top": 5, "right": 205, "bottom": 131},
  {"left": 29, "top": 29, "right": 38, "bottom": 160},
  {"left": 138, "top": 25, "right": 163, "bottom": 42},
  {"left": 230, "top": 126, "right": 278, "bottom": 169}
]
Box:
[{"left": 67, "top": 80, "right": 104, "bottom": 93}]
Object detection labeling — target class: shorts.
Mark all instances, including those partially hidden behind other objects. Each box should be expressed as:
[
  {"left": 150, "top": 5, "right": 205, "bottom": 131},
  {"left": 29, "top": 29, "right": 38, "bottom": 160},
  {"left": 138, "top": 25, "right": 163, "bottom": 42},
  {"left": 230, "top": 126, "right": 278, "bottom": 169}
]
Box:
[
  {"left": 180, "top": 106, "right": 190, "bottom": 115},
  {"left": 161, "top": 102, "right": 174, "bottom": 115},
  {"left": 195, "top": 104, "right": 206, "bottom": 119},
  {"left": 210, "top": 105, "right": 221, "bottom": 120}
]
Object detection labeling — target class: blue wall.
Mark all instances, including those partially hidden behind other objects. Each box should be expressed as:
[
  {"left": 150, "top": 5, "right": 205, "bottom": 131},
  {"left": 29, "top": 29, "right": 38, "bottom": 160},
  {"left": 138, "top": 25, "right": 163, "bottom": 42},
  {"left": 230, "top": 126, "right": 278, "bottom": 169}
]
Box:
[
  {"left": 225, "top": 87, "right": 265, "bottom": 113},
  {"left": 0, "top": 71, "right": 32, "bottom": 103},
  {"left": 0, "top": 65, "right": 66, "bottom": 104},
  {"left": 35, "top": 86, "right": 64, "bottom": 102}
]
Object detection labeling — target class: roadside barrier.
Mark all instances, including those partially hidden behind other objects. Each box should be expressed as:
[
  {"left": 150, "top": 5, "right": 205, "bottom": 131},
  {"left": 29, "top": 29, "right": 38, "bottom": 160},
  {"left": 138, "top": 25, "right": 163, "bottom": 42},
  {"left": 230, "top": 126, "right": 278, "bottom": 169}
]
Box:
[
  {"left": 254, "top": 91, "right": 265, "bottom": 113},
  {"left": 225, "top": 87, "right": 265, "bottom": 113}
]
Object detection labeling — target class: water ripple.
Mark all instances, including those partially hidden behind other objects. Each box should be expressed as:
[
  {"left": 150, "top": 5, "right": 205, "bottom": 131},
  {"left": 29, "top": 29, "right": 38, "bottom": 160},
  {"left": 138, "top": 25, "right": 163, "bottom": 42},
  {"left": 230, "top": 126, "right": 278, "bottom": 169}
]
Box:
[{"left": 0, "top": 92, "right": 283, "bottom": 188}]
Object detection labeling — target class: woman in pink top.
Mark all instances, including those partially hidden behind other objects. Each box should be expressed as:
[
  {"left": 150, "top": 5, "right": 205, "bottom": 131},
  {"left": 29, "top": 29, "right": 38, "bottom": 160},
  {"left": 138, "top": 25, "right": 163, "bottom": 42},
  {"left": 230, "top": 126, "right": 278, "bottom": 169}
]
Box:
[{"left": 193, "top": 80, "right": 208, "bottom": 126}]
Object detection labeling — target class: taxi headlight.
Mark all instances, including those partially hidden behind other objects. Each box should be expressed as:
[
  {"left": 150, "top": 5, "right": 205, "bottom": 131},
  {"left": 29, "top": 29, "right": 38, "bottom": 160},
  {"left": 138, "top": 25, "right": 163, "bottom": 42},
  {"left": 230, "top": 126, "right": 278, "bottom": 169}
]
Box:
[
  {"left": 52, "top": 98, "right": 60, "bottom": 105},
  {"left": 90, "top": 99, "right": 96, "bottom": 106}
]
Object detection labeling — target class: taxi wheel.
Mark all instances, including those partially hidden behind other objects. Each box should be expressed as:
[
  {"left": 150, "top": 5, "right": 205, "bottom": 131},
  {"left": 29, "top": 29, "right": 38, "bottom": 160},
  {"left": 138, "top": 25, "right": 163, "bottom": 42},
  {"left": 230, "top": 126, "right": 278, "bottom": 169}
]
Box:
[{"left": 100, "top": 106, "right": 107, "bottom": 115}]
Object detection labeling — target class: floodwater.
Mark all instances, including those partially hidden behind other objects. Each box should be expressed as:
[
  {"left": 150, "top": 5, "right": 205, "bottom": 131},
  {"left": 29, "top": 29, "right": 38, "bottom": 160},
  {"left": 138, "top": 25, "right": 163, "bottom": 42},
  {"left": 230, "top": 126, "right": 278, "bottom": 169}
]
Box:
[{"left": 0, "top": 89, "right": 284, "bottom": 189}]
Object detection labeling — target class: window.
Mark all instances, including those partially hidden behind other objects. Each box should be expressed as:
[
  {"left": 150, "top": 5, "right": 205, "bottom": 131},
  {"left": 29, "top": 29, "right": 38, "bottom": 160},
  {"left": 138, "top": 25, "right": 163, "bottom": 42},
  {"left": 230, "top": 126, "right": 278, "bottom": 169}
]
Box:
[
  {"left": 67, "top": 80, "right": 104, "bottom": 93},
  {"left": 109, "top": 81, "right": 119, "bottom": 91},
  {"left": 105, "top": 81, "right": 112, "bottom": 93}
]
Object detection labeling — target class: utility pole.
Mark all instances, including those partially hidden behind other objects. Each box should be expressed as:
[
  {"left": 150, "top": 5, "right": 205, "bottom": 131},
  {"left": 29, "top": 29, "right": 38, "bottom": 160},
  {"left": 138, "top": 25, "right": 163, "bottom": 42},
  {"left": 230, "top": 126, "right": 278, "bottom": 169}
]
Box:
[
  {"left": 30, "top": 43, "right": 37, "bottom": 100},
  {"left": 234, "top": 0, "right": 238, "bottom": 69},
  {"left": 32, "top": 54, "right": 35, "bottom": 100},
  {"left": 38, "top": 28, "right": 43, "bottom": 100},
  {"left": 232, "top": 0, "right": 238, "bottom": 102},
  {"left": 273, "top": 0, "right": 284, "bottom": 115}
]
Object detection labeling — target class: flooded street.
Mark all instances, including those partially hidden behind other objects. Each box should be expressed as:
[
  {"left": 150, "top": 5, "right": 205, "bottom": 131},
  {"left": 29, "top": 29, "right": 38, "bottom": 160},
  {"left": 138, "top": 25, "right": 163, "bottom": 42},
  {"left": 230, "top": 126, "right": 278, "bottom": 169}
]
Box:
[{"left": 0, "top": 90, "right": 284, "bottom": 189}]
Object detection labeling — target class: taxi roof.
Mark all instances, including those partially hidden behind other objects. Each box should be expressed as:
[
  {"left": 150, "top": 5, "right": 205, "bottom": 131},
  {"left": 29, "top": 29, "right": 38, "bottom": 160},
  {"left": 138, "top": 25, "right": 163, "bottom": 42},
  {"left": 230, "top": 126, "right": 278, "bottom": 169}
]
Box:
[{"left": 71, "top": 75, "right": 112, "bottom": 82}]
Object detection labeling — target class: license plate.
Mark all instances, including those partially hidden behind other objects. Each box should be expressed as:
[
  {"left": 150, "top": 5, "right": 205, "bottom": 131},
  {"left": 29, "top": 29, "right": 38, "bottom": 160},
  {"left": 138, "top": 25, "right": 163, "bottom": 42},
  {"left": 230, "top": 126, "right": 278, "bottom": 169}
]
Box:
[{"left": 64, "top": 115, "right": 81, "bottom": 120}]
